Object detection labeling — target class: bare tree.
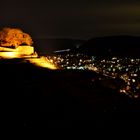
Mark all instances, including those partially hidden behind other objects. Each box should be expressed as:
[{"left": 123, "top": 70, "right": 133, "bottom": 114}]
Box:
[{"left": 0, "top": 27, "right": 33, "bottom": 48}]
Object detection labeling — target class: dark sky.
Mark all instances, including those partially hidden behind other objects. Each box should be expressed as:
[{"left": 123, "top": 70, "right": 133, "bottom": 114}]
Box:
[{"left": 0, "top": 0, "right": 140, "bottom": 39}]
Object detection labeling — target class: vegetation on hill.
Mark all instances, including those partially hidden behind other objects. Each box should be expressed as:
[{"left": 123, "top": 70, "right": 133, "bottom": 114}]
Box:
[{"left": 0, "top": 27, "right": 33, "bottom": 48}]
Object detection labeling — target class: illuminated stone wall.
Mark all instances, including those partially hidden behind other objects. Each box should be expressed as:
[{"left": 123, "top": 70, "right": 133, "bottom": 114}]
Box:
[
  {"left": 0, "top": 46, "right": 34, "bottom": 59},
  {"left": 16, "top": 46, "right": 34, "bottom": 55}
]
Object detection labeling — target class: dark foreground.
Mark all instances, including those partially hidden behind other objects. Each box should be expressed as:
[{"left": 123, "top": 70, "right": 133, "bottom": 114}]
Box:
[{"left": 0, "top": 59, "right": 139, "bottom": 129}]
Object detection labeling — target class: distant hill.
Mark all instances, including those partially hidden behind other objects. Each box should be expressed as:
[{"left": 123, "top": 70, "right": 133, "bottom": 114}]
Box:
[
  {"left": 77, "top": 36, "right": 140, "bottom": 57},
  {"left": 33, "top": 38, "right": 85, "bottom": 55}
]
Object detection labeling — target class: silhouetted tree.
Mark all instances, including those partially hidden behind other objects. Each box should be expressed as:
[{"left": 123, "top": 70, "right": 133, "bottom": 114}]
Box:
[{"left": 0, "top": 27, "right": 33, "bottom": 48}]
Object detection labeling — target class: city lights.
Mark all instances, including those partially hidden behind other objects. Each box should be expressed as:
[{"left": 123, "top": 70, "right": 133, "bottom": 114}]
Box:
[{"left": 46, "top": 53, "right": 140, "bottom": 99}]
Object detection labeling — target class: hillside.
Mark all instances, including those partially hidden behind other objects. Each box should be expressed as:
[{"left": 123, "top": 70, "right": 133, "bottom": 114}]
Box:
[{"left": 0, "top": 59, "right": 138, "bottom": 128}]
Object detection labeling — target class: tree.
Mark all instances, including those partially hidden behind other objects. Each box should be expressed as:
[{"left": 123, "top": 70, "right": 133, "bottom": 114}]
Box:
[{"left": 0, "top": 27, "right": 33, "bottom": 48}]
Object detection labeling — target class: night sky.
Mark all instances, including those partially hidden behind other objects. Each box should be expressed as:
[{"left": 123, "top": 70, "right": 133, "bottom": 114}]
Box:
[{"left": 0, "top": 0, "right": 140, "bottom": 39}]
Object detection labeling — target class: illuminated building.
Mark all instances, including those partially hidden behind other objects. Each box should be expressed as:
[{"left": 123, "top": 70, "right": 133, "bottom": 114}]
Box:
[{"left": 0, "top": 45, "right": 57, "bottom": 69}]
